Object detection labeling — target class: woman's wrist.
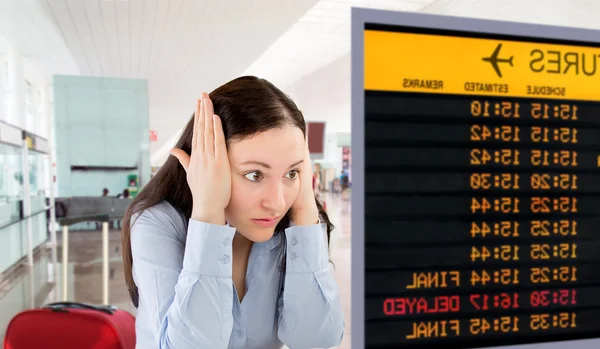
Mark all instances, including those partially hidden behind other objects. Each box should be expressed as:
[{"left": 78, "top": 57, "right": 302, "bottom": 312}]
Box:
[
  {"left": 290, "top": 207, "right": 319, "bottom": 226},
  {"left": 191, "top": 208, "right": 226, "bottom": 225}
]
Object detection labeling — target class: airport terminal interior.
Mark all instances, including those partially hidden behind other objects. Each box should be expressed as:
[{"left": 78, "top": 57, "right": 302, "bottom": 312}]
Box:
[{"left": 1, "top": 0, "right": 599, "bottom": 348}]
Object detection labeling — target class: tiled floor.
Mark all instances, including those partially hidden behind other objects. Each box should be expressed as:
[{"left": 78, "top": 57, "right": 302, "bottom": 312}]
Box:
[
  {"left": 325, "top": 191, "right": 352, "bottom": 349},
  {"left": 0, "top": 192, "right": 352, "bottom": 348}
]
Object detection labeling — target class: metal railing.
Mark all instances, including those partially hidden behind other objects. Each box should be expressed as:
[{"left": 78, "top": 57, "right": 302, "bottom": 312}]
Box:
[
  {"left": 53, "top": 196, "right": 132, "bottom": 305},
  {"left": 58, "top": 214, "right": 111, "bottom": 304}
]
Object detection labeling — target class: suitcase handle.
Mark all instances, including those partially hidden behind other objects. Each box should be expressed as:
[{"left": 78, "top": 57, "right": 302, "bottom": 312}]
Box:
[{"left": 44, "top": 302, "right": 117, "bottom": 315}]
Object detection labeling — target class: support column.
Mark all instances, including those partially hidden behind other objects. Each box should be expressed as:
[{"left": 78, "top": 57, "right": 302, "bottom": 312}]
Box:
[
  {"left": 8, "top": 47, "right": 34, "bottom": 306},
  {"left": 7, "top": 48, "right": 25, "bottom": 128},
  {"left": 42, "top": 82, "right": 59, "bottom": 301}
]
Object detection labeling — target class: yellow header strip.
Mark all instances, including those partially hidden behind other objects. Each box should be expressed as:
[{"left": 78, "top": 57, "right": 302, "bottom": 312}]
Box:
[{"left": 364, "top": 29, "right": 600, "bottom": 101}]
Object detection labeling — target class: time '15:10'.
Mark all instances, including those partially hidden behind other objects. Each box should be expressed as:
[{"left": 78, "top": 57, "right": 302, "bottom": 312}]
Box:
[{"left": 470, "top": 101, "right": 579, "bottom": 120}]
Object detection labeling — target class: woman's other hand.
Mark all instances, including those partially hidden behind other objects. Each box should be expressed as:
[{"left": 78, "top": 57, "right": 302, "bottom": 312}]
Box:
[
  {"left": 170, "top": 92, "right": 231, "bottom": 225},
  {"left": 289, "top": 141, "right": 320, "bottom": 225}
]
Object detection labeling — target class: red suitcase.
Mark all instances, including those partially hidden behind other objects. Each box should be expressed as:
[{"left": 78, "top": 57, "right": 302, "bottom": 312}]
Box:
[
  {"left": 3, "top": 220, "right": 136, "bottom": 349},
  {"left": 4, "top": 302, "right": 136, "bottom": 349}
]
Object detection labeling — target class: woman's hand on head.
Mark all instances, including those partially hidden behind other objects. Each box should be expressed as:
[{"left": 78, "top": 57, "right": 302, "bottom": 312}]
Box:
[
  {"left": 289, "top": 141, "right": 320, "bottom": 225},
  {"left": 170, "top": 92, "right": 231, "bottom": 225}
]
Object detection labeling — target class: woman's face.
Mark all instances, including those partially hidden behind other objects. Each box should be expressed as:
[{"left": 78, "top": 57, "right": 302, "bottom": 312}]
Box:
[{"left": 225, "top": 125, "right": 305, "bottom": 242}]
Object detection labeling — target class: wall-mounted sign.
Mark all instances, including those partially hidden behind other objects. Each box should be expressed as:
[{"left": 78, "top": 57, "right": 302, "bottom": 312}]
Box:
[{"left": 149, "top": 130, "right": 158, "bottom": 142}]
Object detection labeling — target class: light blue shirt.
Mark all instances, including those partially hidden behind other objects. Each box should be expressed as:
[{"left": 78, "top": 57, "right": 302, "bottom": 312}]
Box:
[{"left": 130, "top": 201, "right": 344, "bottom": 349}]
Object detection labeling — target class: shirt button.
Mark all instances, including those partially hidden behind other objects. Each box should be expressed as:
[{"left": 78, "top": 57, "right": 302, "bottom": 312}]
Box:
[
  {"left": 290, "top": 238, "right": 298, "bottom": 246},
  {"left": 222, "top": 237, "right": 230, "bottom": 247},
  {"left": 290, "top": 252, "right": 297, "bottom": 260},
  {"left": 236, "top": 330, "right": 243, "bottom": 338},
  {"left": 220, "top": 255, "right": 230, "bottom": 264}
]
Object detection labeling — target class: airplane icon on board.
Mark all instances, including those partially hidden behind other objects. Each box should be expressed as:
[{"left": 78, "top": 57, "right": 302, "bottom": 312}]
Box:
[{"left": 482, "top": 43, "right": 514, "bottom": 78}]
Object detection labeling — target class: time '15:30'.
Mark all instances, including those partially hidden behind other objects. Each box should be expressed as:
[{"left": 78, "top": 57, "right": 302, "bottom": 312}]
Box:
[
  {"left": 469, "top": 290, "right": 577, "bottom": 311},
  {"left": 470, "top": 173, "right": 578, "bottom": 190}
]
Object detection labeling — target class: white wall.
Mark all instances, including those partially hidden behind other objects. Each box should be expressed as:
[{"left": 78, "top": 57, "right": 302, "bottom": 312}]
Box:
[{"left": 283, "top": 53, "right": 352, "bottom": 185}]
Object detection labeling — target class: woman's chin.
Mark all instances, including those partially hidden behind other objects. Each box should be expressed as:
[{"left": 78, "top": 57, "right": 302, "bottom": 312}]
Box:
[
  {"left": 228, "top": 218, "right": 281, "bottom": 243},
  {"left": 244, "top": 227, "right": 276, "bottom": 243}
]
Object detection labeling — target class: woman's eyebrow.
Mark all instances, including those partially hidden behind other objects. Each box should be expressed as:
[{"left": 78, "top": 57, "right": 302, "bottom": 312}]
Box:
[
  {"left": 239, "top": 160, "right": 271, "bottom": 169},
  {"left": 238, "top": 159, "right": 304, "bottom": 169},
  {"left": 288, "top": 159, "right": 303, "bottom": 169}
]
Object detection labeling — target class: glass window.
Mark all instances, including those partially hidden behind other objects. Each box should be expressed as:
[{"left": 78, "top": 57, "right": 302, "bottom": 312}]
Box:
[
  {"left": 25, "top": 80, "right": 35, "bottom": 135},
  {"left": 0, "top": 142, "right": 24, "bottom": 227},
  {"left": 28, "top": 150, "right": 48, "bottom": 214},
  {"left": 37, "top": 90, "right": 45, "bottom": 138},
  {"left": 0, "top": 55, "right": 6, "bottom": 123}
]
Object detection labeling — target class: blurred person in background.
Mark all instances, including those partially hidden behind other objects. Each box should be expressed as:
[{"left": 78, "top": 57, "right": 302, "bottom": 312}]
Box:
[
  {"left": 313, "top": 162, "right": 322, "bottom": 199},
  {"left": 340, "top": 170, "right": 349, "bottom": 191},
  {"left": 117, "top": 189, "right": 130, "bottom": 199},
  {"left": 97, "top": 188, "right": 111, "bottom": 229},
  {"left": 121, "top": 76, "right": 344, "bottom": 349}
]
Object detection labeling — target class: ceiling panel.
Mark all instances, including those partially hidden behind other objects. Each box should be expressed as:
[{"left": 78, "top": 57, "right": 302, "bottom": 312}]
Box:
[
  {"left": 66, "top": 0, "right": 102, "bottom": 76},
  {"left": 35, "top": 0, "right": 321, "bottom": 165},
  {"left": 115, "top": 0, "right": 132, "bottom": 78},
  {"left": 127, "top": 0, "right": 143, "bottom": 79},
  {"left": 8, "top": 0, "right": 600, "bottom": 167},
  {"left": 243, "top": 0, "right": 436, "bottom": 89},
  {"left": 82, "top": 0, "right": 110, "bottom": 76},
  {"left": 98, "top": 0, "right": 121, "bottom": 77}
]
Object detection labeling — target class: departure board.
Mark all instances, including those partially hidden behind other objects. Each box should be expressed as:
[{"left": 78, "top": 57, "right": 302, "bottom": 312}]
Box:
[{"left": 353, "top": 10, "right": 600, "bottom": 349}]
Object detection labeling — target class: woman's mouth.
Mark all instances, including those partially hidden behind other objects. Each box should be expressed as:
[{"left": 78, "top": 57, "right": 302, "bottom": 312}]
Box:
[{"left": 251, "top": 217, "right": 279, "bottom": 228}]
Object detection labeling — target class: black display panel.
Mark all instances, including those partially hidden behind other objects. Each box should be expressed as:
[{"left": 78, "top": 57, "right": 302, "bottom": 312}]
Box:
[{"left": 363, "top": 23, "right": 600, "bottom": 349}]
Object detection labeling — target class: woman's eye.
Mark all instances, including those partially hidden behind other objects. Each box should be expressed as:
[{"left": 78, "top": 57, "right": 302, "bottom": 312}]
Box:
[
  {"left": 244, "top": 171, "right": 263, "bottom": 182},
  {"left": 285, "top": 170, "right": 299, "bottom": 180}
]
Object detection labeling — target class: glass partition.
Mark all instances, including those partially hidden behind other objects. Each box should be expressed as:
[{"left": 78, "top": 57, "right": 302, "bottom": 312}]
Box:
[
  {"left": 0, "top": 142, "right": 24, "bottom": 271},
  {"left": 28, "top": 150, "right": 49, "bottom": 250}
]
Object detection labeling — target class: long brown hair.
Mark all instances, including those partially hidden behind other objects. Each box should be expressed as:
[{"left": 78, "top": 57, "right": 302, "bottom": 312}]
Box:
[{"left": 122, "top": 76, "right": 333, "bottom": 307}]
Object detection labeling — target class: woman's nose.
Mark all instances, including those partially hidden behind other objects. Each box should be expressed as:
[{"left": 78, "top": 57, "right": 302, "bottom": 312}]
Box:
[{"left": 262, "top": 181, "right": 286, "bottom": 212}]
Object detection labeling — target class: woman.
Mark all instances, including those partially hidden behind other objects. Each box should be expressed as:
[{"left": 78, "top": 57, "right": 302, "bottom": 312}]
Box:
[{"left": 121, "top": 76, "right": 344, "bottom": 349}]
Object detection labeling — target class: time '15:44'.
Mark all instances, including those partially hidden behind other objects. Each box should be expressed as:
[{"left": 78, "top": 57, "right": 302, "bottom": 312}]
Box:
[{"left": 471, "top": 197, "right": 519, "bottom": 214}]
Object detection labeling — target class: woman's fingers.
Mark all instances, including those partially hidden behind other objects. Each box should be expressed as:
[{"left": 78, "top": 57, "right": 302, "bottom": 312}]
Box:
[
  {"left": 192, "top": 99, "right": 201, "bottom": 150},
  {"left": 197, "top": 98, "right": 206, "bottom": 153},
  {"left": 213, "top": 114, "right": 226, "bottom": 158},
  {"left": 203, "top": 93, "right": 215, "bottom": 157},
  {"left": 191, "top": 92, "right": 222, "bottom": 159},
  {"left": 170, "top": 148, "right": 190, "bottom": 170}
]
